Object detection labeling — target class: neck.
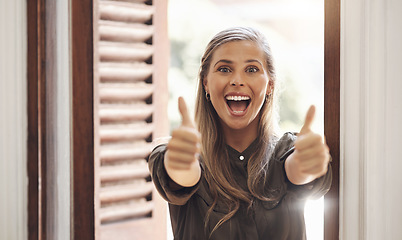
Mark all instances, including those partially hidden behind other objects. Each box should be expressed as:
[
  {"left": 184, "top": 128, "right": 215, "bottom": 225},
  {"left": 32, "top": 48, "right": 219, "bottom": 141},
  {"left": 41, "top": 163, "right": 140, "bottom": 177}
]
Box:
[{"left": 222, "top": 119, "right": 259, "bottom": 153}]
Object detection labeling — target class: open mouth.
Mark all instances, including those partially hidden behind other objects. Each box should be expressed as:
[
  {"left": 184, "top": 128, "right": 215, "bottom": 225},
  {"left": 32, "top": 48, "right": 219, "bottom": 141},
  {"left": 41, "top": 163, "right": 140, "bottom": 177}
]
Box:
[{"left": 225, "top": 95, "right": 251, "bottom": 114}]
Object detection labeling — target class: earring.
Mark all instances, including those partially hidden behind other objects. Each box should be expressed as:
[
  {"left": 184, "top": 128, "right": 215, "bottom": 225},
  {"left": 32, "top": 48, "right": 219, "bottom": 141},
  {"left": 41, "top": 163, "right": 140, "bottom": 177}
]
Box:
[{"left": 205, "top": 92, "right": 211, "bottom": 101}]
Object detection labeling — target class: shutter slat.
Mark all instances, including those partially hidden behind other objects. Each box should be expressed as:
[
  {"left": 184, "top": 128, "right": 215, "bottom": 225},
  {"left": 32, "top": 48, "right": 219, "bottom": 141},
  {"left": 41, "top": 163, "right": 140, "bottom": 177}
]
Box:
[
  {"left": 100, "top": 161, "right": 149, "bottom": 182},
  {"left": 100, "top": 182, "right": 153, "bottom": 203},
  {"left": 100, "top": 201, "right": 154, "bottom": 223},
  {"left": 99, "top": 63, "right": 153, "bottom": 82},
  {"left": 100, "top": 123, "right": 153, "bottom": 142},
  {"left": 99, "top": 42, "right": 153, "bottom": 62},
  {"left": 100, "top": 1, "right": 153, "bottom": 23},
  {"left": 99, "top": 104, "right": 153, "bottom": 122},
  {"left": 100, "top": 0, "right": 149, "bottom": 4},
  {"left": 100, "top": 143, "right": 151, "bottom": 162},
  {"left": 99, "top": 21, "right": 153, "bottom": 43},
  {"left": 100, "top": 83, "right": 153, "bottom": 102}
]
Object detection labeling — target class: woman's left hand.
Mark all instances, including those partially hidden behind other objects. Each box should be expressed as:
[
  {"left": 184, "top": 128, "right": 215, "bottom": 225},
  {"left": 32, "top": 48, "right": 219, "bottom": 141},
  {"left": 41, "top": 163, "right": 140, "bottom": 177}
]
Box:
[{"left": 285, "top": 105, "right": 330, "bottom": 185}]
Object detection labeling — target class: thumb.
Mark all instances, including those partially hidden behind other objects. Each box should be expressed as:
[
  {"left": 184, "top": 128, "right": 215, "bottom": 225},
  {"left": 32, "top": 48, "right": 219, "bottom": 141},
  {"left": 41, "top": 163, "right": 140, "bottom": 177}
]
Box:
[
  {"left": 178, "top": 97, "right": 194, "bottom": 127},
  {"left": 299, "top": 105, "right": 316, "bottom": 135}
]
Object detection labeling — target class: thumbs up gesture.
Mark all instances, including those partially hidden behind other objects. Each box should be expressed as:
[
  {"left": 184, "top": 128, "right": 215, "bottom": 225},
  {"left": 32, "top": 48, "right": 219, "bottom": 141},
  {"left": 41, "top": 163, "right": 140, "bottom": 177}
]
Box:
[
  {"left": 285, "top": 105, "right": 330, "bottom": 185},
  {"left": 164, "top": 97, "right": 201, "bottom": 187}
]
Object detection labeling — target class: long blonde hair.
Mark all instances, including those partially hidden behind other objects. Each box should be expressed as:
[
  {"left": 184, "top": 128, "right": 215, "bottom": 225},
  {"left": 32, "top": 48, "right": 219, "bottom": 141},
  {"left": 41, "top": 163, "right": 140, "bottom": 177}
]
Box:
[{"left": 194, "top": 27, "right": 279, "bottom": 236}]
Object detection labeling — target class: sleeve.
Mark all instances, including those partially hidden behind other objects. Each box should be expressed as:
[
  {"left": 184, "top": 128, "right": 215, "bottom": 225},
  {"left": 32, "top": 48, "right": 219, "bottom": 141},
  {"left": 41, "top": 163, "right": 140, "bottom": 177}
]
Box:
[
  {"left": 271, "top": 132, "right": 332, "bottom": 200},
  {"left": 148, "top": 144, "right": 201, "bottom": 205}
]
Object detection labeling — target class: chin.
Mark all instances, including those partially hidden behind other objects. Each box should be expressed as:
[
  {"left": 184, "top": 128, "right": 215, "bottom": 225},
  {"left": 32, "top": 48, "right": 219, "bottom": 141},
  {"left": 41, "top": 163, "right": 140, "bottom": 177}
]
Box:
[{"left": 221, "top": 118, "right": 254, "bottom": 131}]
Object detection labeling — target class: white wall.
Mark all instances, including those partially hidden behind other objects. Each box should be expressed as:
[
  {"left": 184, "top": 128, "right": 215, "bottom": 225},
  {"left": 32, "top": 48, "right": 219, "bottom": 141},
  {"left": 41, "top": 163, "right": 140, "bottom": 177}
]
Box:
[
  {"left": 0, "top": 0, "right": 27, "bottom": 239},
  {"left": 341, "top": 0, "right": 402, "bottom": 239}
]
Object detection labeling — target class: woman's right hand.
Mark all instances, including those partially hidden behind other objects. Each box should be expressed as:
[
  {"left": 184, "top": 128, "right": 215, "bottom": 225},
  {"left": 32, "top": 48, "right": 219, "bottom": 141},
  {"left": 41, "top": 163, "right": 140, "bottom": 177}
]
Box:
[{"left": 164, "top": 97, "right": 201, "bottom": 187}]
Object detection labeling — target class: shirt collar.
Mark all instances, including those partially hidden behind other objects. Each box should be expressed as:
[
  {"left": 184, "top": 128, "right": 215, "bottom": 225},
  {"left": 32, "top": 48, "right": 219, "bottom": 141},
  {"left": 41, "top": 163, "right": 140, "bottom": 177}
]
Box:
[{"left": 226, "top": 138, "right": 259, "bottom": 163}]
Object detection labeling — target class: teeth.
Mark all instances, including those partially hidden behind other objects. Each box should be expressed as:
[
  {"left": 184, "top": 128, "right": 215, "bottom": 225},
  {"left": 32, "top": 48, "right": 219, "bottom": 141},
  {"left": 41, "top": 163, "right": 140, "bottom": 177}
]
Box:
[{"left": 225, "top": 96, "right": 250, "bottom": 101}]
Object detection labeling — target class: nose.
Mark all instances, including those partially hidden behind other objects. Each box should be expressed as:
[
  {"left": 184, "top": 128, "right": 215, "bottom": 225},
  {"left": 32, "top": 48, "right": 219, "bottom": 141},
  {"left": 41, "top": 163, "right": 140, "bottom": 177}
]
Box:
[{"left": 230, "top": 73, "right": 244, "bottom": 86}]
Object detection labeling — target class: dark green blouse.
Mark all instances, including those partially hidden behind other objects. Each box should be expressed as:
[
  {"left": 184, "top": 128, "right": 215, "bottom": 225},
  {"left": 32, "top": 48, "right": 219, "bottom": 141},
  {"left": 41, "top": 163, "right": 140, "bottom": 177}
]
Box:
[{"left": 148, "top": 132, "right": 332, "bottom": 240}]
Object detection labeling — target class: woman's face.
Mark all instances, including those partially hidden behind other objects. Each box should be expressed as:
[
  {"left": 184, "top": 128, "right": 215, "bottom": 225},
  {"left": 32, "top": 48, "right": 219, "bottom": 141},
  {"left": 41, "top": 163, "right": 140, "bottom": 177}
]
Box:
[{"left": 204, "top": 40, "right": 271, "bottom": 134}]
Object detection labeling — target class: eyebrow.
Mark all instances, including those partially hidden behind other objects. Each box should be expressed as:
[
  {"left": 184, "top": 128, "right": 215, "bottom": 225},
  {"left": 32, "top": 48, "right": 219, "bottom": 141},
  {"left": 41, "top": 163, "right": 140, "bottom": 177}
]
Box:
[
  {"left": 213, "top": 59, "right": 233, "bottom": 67},
  {"left": 213, "top": 59, "right": 263, "bottom": 67},
  {"left": 245, "top": 59, "right": 263, "bottom": 65}
]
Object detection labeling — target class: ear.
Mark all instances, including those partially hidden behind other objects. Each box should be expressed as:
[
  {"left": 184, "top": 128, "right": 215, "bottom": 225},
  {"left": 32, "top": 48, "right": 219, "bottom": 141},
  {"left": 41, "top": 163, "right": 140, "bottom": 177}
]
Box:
[
  {"left": 266, "top": 79, "right": 273, "bottom": 95},
  {"left": 203, "top": 77, "right": 209, "bottom": 93}
]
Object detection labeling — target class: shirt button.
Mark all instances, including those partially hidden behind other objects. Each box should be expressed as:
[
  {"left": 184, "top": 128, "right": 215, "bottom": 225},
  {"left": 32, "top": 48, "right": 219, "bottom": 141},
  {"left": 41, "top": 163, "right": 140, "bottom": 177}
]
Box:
[{"left": 239, "top": 155, "right": 245, "bottom": 161}]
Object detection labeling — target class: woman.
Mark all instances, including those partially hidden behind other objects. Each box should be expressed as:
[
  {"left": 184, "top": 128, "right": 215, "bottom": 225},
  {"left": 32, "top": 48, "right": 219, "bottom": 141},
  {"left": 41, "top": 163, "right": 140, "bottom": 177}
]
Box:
[{"left": 149, "top": 27, "right": 332, "bottom": 240}]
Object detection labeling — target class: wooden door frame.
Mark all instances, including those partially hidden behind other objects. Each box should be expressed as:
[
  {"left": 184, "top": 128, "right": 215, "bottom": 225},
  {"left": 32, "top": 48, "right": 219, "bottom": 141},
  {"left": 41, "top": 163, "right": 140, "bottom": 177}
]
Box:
[
  {"left": 27, "top": 0, "right": 95, "bottom": 239},
  {"left": 27, "top": 0, "right": 42, "bottom": 238},
  {"left": 324, "top": 0, "right": 340, "bottom": 239},
  {"left": 71, "top": 0, "right": 96, "bottom": 239}
]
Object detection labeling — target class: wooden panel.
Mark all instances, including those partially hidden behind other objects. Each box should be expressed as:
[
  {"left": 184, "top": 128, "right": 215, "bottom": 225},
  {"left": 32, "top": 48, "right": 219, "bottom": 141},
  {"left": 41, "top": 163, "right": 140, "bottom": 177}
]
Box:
[
  {"left": 99, "top": 83, "right": 153, "bottom": 102},
  {"left": 28, "top": 0, "right": 166, "bottom": 239},
  {"left": 99, "top": 42, "right": 153, "bottom": 62},
  {"left": 96, "top": 0, "right": 160, "bottom": 232},
  {"left": 100, "top": 161, "right": 149, "bottom": 182},
  {"left": 100, "top": 201, "right": 154, "bottom": 223},
  {"left": 100, "top": 123, "right": 153, "bottom": 142},
  {"left": 324, "top": 0, "right": 340, "bottom": 239},
  {"left": 100, "top": 182, "right": 153, "bottom": 203},
  {"left": 100, "top": 0, "right": 149, "bottom": 3},
  {"left": 99, "top": 63, "right": 153, "bottom": 82},
  {"left": 71, "top": 0, "right": 95, "bottom": 239},
  {"left": 99, "top": 1, "right": 153, "bottom": 23},
  {"left": 99, "top": 21, "right": 153, "bottom": 42},
  {"left": 150, "top": 1, "right": 169, "bottom": 239},
  {"left": 27, "top": 0, "right": 42, "bottom": 239},
  {"left": 100, "top": 218, "right": 162, "bottom": 240},
  {"left": 95, "top": 0, "right": 168, "bottom": 238},
  {"left": 99, "top": 104, "right": 153, "bottom": 123},
  {"left": 100, "top": 143, "right": 152, "bottom": 163}
]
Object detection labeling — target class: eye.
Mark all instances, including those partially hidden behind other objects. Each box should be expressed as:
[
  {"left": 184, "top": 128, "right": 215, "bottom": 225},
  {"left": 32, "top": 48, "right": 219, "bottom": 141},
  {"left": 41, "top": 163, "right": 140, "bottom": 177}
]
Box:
[
  {"left": 217, "top": 66, "right": 231, "bottom": 73},
  {"left": 246, "top": 66, "right": 259, "bottom": 73}
]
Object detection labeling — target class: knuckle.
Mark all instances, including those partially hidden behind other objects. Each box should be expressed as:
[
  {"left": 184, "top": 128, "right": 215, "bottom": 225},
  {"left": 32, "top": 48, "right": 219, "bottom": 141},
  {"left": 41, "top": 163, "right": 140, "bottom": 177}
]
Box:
[
  {"left": 171, "top": 129, "right": 182, "bottom": 140},
  {"left": 167, "top": 139, "right": 175, "bottom": 147},
  {"left": 171, "top": 128, "right": 181, "bottom": 135},
  {"left": 318, "top": 159, "right": 328, "bottom": 172},
  {"left": 165, "top": 150, "right": 171, "bottom": 159},
  {"left": 312, "top": 134, "right": 322, "bottom": 143},
  {"left": 188, "top": 134, "right": 198, "bottom": 143},
  {"left": 294, "top": 139, "right": 304, "bottom": 149},
  {"left": 320, "top": 165, "right": 328, "bottom": 176}
]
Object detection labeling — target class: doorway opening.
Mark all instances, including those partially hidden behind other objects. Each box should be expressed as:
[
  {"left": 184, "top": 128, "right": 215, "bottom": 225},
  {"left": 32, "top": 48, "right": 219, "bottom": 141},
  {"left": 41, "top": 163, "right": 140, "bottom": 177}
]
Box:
[{"left": 168, "top": 0, "right": 325, "bottom": 239}]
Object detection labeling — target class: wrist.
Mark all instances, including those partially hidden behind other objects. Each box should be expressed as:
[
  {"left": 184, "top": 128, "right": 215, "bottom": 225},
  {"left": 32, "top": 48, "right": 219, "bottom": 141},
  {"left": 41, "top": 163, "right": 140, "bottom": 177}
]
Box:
[
  {"left": 285, "top": 153, "right": 314, "bottom": 185},
  {"left": 164, "top": 153, "right": 201, "bottom": 187}
]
